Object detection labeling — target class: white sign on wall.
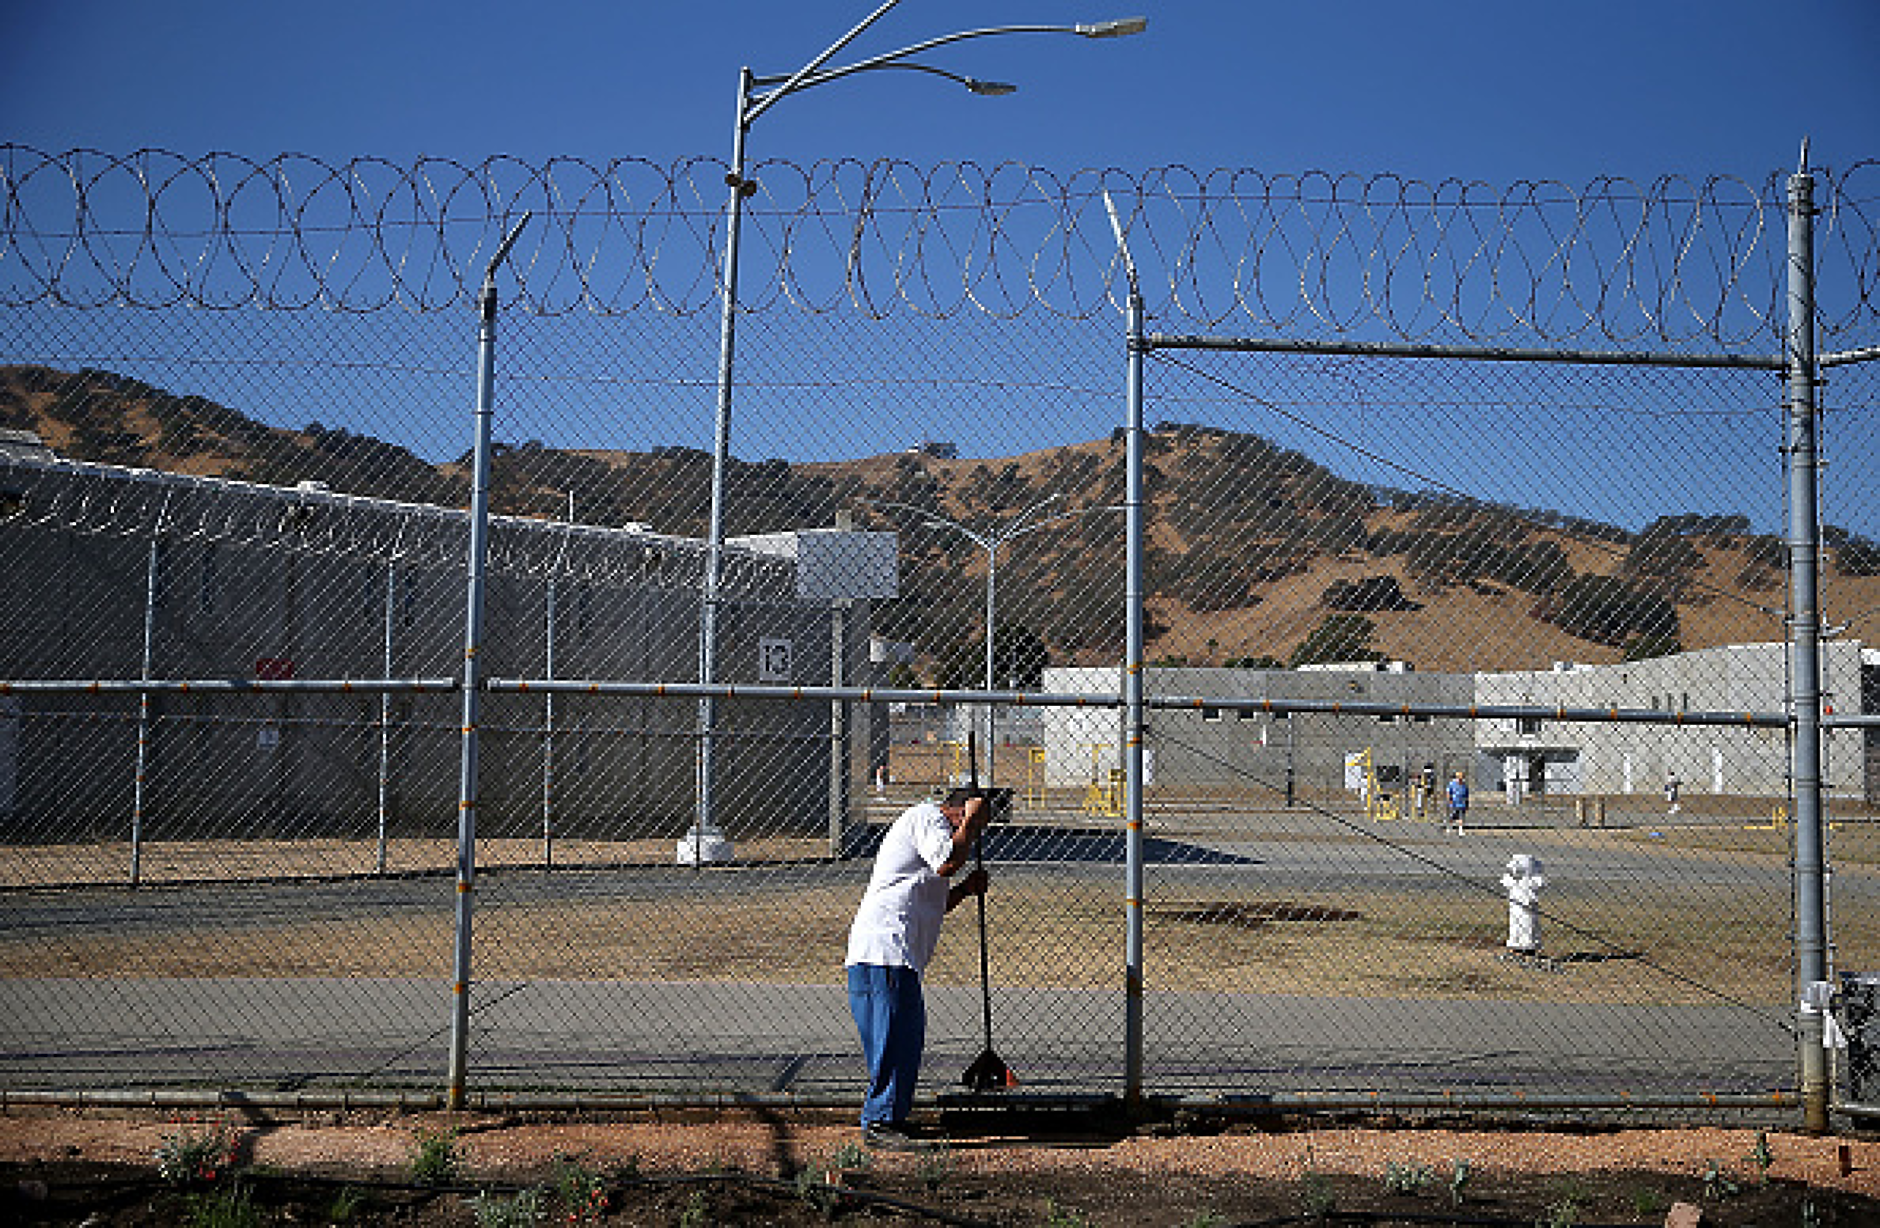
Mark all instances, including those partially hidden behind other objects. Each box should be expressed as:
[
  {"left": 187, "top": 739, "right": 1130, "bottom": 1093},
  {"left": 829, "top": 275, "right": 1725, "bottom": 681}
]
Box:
[
  {"left": 730, "top": 529, "right": 900, "bottom": 600},
  {"left": 758, "top": 638, "right": 793, "bottom": 682}
]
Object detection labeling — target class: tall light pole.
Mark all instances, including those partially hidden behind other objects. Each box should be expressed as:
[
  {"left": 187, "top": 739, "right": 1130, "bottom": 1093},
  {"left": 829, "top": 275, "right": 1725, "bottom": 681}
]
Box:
[
  {"left": 693, "top": 7, "right": 1147, "bottom": 846},
  {"left": 864, "top": 495, "right": 1119, "bottom": 783}
]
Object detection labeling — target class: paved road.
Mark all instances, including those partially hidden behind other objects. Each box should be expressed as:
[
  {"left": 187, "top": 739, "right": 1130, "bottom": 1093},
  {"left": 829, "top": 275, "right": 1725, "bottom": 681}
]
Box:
[{"left": 0, "top": 976, "right": 1797, "bottom": 1101}]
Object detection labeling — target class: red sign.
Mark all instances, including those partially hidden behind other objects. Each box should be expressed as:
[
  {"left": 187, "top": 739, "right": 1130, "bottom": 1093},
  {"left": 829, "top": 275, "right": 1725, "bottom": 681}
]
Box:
[{"left": 254, "top": 658, "right": 296, "bottom": 680}]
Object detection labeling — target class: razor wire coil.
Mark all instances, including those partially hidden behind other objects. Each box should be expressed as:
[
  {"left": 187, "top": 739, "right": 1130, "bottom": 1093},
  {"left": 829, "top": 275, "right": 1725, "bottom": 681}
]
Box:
[
  {"left": 5, "top": 148, "right": 1877, "bottom": 349},
  {"left": 0, "top": 454, "right": 796, "bottom": 595}
]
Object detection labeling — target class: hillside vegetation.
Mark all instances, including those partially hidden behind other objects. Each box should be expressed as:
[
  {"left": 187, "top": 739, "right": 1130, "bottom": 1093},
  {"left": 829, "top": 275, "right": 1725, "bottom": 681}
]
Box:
[{"left": 7, "top": 365, "right": 1879, "bottom": 677}]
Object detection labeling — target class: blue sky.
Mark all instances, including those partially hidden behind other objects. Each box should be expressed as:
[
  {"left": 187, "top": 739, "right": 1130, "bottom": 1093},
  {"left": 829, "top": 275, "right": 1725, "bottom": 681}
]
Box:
[
  {"left": 2, "top": 1, "right": 1876, "bottom": 540},
  {"left": 3, "top": 0, "right": 1875, "bottom": 183}
]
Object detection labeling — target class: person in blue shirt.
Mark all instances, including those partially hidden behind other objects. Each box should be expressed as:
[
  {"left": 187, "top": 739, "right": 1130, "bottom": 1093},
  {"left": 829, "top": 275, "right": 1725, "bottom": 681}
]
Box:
[{"left": 1445, "top": 771, "right": 1470, "bottom": 835}]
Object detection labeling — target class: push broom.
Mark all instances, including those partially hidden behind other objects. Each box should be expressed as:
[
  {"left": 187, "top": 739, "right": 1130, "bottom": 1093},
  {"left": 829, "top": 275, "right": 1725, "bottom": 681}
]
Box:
[{"left": 961, "top": 729, "right": 1016, "bottom": 1092}]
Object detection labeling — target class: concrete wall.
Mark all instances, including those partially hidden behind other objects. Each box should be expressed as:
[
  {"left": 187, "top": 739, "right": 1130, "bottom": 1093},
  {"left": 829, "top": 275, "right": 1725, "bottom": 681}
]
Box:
[{"left": 0, "top": 460, "right": 866, "bottom": 843}]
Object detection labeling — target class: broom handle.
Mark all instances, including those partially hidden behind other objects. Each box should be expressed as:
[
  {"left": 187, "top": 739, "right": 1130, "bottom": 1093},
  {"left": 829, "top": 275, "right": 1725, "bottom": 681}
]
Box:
[{"left": 968, "top": 732, "right": 994, "bottom": 1050}]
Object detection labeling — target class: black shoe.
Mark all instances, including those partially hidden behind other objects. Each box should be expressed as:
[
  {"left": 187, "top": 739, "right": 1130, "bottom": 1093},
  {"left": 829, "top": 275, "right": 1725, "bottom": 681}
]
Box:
[{"left": 861, "top": 1122, "right": 934, "bottom": 1152}]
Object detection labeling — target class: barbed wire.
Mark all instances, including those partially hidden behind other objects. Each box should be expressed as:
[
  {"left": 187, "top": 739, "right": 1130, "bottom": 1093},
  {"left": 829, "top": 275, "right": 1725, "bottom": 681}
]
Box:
[
  {"left": 0, "top": 455, "right": 792, "bottom": 594},
  {"left": 3, "top": 147, "right": 1875, "bottom": 349}
]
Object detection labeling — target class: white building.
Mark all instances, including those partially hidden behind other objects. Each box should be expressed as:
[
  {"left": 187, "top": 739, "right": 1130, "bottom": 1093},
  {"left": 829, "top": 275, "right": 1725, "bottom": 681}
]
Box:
[
  {"left": 1042, "top": 643, "right": 1876, "bottom": 804},
  {"left": 1475, "top": 641, "right": 1870, "bottom": 801}
]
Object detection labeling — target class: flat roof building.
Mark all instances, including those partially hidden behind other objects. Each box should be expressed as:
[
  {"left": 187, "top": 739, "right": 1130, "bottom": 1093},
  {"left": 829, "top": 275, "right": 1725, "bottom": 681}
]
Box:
[{"left": 0, "top": 452, "right": 883, "bottom": 844}]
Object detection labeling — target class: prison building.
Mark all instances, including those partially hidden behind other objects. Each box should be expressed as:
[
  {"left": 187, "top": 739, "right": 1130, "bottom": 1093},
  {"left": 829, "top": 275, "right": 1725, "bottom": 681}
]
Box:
[
  {"left": 0, "top": 452, "right": 885, "bottom": 844},
  {"left": 1039, "top": 664, "right": 1477, "bottom": 805},
  {"left": 1474, "top": 645, "right": 1872, "bottom": 802},
  {"left": 1044, "top": 648, "right": 1876, "bottom": 806}
]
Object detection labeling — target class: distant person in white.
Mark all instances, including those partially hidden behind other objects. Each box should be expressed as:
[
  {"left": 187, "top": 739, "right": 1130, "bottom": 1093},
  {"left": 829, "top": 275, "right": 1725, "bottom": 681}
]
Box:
[{"left": 844, "top": 788, "right": 990, "bottom": 1151}]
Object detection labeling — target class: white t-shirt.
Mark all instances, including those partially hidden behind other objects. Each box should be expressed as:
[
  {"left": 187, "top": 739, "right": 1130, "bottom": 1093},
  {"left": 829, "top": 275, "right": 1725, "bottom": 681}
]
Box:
[{"left": 845, "top": 800, "right": 956, "bottom": 973}]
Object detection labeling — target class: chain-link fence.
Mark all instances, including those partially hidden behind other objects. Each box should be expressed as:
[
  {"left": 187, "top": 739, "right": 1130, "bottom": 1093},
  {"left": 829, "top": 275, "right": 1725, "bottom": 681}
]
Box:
[{"left": 1, "top": 149, "right": 1878, "bottom": 1120}]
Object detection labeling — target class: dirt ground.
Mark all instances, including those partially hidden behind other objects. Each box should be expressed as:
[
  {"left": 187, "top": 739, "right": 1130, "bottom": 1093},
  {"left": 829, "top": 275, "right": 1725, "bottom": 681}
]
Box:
[{"left": 3, "top": 1106, "right": 1879, "bottom": 1226}]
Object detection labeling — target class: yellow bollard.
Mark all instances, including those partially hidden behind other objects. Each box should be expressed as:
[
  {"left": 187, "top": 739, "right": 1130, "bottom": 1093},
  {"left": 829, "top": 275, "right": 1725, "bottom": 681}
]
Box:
[{"left": 1025, "top": 746, "right": 1046, "bottom": 810}]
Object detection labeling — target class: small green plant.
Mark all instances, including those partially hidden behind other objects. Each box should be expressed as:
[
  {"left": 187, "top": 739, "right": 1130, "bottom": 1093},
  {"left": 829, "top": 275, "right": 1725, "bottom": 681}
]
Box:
[
  {"left": 182, "top": 1180, "right": 260, "bottom": 1228},
  {"left": 1802, "top": 1198, "right": 1821, "bottom": 1228},
  {"left": 1297, "top": 1140, "right": 1336, "bottom": 1220},
  {"left": 1449, "top": 1159, "right": 1473, "bottom": 1206},
  {"left": 1701, "top": 1158, "right": 1740, "bottom": 1200},
  {"left": 327, "top": 1185, "right": 366, "bottom": 1222},
  {"left": 1298, "top": 1170, "right": 1337, "bottom": 1220},
  {"left": 1182, "top": 1214, "right": 1228, "bottom": 1228},
  {"left": 1383, "top": 1160, "right": 1435, "bottom": 1195},
  {"left": 548, "top": 1154, "right": 608, "bottom": 1223},
  {"left": 829, "top": 1139, "right": 872, "bottom": 1171},
  {"left": 155, "top": 1119, "right": 240, "bottom": 1187},
  {"left": 1538, "top": 1179, "right": 1587, "bottom": 1228},
  {"left": 916, "top": 1141, "right": 955, "bottom": 1192},
  {"left": 470, "top": 1186, "right": 544, "bottom": 1228},
  {"left": 793, "top": 1167, "right": 839, "bottom": 1218},
  {"left": 1631, "top": 1186, "right": 1668, "bottom": 1217},
  {"left": 1536, "top": 1198, "right": 1580, "bottom": 1228},
  {"left": 1043, "top": 1199, "right": 1094, "bottom": 1228},
  {"left": 1748, "top": 1131, "right": 1775, "bottom": 1185},
  {"left": 409, "top": 1126, "right": 465, "bottom": 1187},
  {"left": 677, "top": 1188, "right": 709, "bottom": 1228}
]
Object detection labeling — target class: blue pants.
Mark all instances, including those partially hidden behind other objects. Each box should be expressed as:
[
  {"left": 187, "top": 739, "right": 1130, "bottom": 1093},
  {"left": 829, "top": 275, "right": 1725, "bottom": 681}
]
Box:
[{"left": 847, "top": 963, "right": 925, "bottom": 1128}]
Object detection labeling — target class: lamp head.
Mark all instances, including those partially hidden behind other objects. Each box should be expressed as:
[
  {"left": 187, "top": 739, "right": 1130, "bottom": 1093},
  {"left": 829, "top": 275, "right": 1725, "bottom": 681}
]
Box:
[
  {"left": 966, "top": 77, "right": 1018, "bottom": 96},
  {"left": 1077, "top": 17, "right": 1148, "bottom": 38}
]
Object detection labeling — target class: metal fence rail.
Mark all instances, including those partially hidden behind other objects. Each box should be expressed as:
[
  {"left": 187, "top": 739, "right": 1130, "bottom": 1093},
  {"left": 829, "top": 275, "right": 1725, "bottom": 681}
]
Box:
[{"left": 2, "top": 148, "right": 1878, "bottom": 1125}]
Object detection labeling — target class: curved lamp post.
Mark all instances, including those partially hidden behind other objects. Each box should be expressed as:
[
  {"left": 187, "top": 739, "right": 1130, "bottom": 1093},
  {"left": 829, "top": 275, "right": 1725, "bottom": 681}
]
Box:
[
  {"left": 693, "top": 5, "right": 1146, "bottom": 846},
  {"left": 862, "top": 495, "right": 1121, "bottom": 783}
]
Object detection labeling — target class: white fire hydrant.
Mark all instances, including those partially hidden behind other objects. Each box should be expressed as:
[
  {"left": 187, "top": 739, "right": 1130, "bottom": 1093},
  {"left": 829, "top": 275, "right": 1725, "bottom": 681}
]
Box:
[{"left": 1500, "top": 854, "right": 1545, "bottom": 953}]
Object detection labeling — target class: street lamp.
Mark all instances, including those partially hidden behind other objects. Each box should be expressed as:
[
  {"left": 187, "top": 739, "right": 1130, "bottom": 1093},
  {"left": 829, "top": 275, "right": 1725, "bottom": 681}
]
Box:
[
  {"left": 862, "top": 495, "right": 1120, "bottom": 784},
  {"left": 694, "top": 5, "right": 1147, "bottom": 844}
]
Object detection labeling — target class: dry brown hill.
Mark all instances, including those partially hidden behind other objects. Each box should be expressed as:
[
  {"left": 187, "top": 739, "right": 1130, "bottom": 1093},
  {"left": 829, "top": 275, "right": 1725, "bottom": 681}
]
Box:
[
  {"left": 0, "top": 365, "right": 457, "bottom": 503},
  {"left": 6, "top": 364, "right": 1877, "bottom": 677}
]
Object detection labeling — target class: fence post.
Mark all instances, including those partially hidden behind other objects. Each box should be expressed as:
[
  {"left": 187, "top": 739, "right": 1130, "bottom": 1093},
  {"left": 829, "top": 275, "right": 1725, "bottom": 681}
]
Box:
[
  {"left": 130, "top": 531, "right": 160, "bottom": 887},
  {"left": 544, "top": 508, "right": 575, "bottom": 868},
  {"left": 1784, "top": 146, "right": 1830, "bottom": 1134},
  {"left": 1123, "top": 288, "right": 1149, "bottom": 1106},
  {"left": 1108, "top": 194, "right": 1148, "bottom": 1105},
  {"left": 377, "top": 559, "right": 396, "bottom": 874},
  {"left": 447, "top": 213, "right": 529, "bottom": 1110},
  {"left": 829, "top": 598, "right": 851, "bottom": 856}
]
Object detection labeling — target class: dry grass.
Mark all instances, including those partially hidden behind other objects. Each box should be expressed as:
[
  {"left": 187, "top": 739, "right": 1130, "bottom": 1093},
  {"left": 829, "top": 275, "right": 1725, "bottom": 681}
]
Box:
[
  {"left": 3, "top": 851, "right": 1852, "bottom": 1007},
  {"left": 8, "top": 810, "right": 1869, "bottom": 889},
  {"left": 4, "top": 814, "right": 1868, "bottom": 1009},
  {"left": 0, "top": 836, "right": 834, "bottom": 888},
  {"left": 1605, "top": 817, "right": 1880, "bottom": 864}
]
